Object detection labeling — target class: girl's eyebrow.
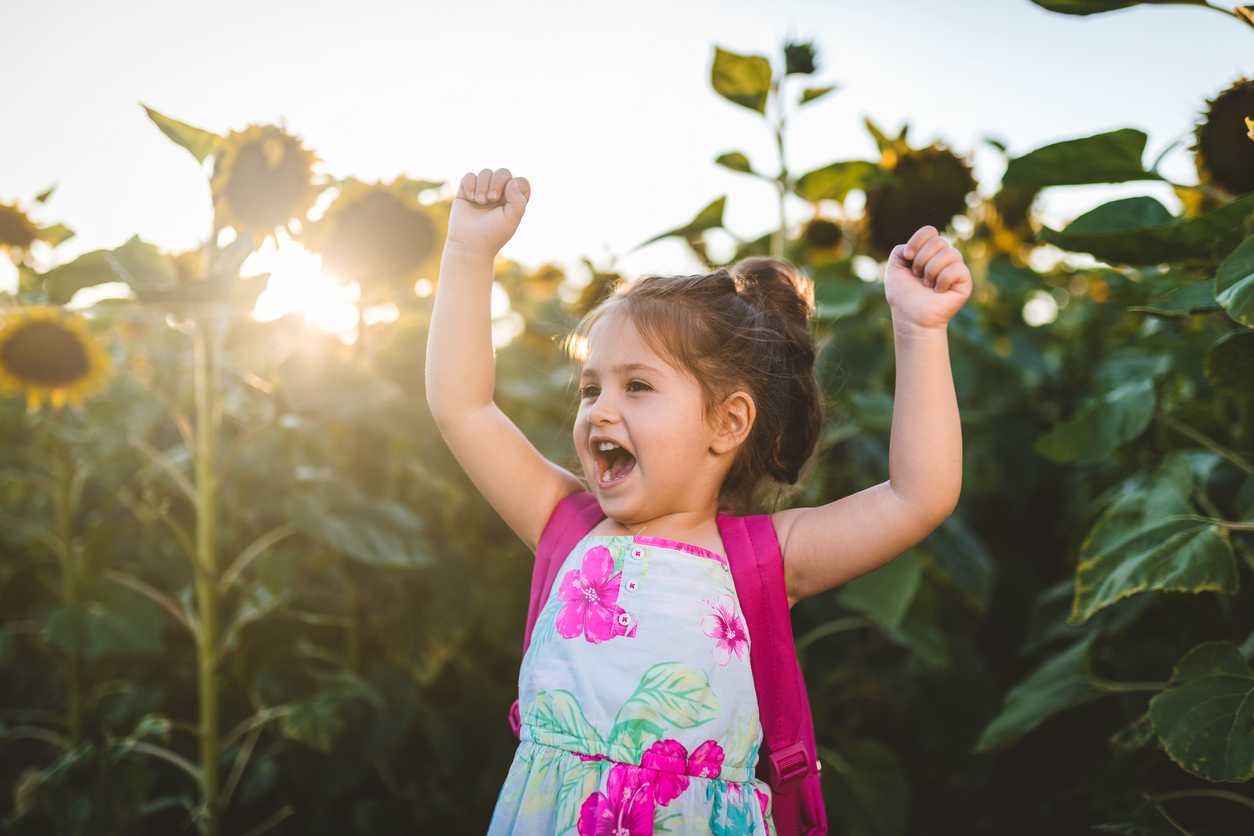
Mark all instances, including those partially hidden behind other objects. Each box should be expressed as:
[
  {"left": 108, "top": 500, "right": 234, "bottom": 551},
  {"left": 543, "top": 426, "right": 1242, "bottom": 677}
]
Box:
[{"left": 580, "top": 362, "right": 662, "bottom": 380}]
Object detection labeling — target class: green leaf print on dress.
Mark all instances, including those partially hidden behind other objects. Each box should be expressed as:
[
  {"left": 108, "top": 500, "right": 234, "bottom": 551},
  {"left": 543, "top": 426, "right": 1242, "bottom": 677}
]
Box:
[
  {"left": 619, "top": 662, "right": 721, "bottom": 730},
  {"left": 608, "top": 662, "right": 721, "bottom": 763}
]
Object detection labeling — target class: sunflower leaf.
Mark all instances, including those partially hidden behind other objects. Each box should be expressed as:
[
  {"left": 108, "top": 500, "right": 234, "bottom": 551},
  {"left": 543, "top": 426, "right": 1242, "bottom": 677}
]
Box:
[
  {"left": 1033, "top": 378, "right": 1156, "bottom": 466},
  {"left": 1028, "top": 0, "right": 1211, "bottom": 14},
  {"left": 1149, "top": 641, "right": 1254, "bottom": 782},
  {"left": 1040, "top": 192, "right": 1254, "bottom": 265},
  {"left": 1071, "top": 453, "right": 1237, "bottom": 624},
  {"left": 638, "top": 197, "right": 725, "bottom": 248},
  {"left": 1002, "top": 128, "right": 1160, "bottom": 187},
  {"left": 796, "top": 161, "right": 892, "bottom": 203},
  {"left": 711, "top": 47, "right": 772, "bottom": 115},
  {"left": 714, "top": 152, "right": 756, "bottom": 175},
  {"left": 142, "top": 105, "right": 220, "bottom": 164},
  {"left": 1204, "top": 329, "right": 1254, "bottom": 403},
  {"left": 974, "top": 635, "right": 1100, "bottom": 752},
  {"left": 800, "top": 86, "right": 837, "bottom": 106},
  {"left": 1127, "top": 279, "right": 1222, "bottom": 318},
  {"left": 1214, "top": 233, "right": 1254, "bottom": 326},
  {"left": 40, "top": 248, "right": 127, "bottom": 305},
  {"left": 36, "top": 224, "right": 75, "bottom": 248}
]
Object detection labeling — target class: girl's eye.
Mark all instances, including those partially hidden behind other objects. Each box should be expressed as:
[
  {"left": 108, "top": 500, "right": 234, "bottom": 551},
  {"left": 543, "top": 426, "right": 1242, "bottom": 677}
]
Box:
[
  {"left": 579, "top": 384, "right": 600, "bottom": 399},
  {"left": 626, "top": 380, "right": 652, "bottom": 392}
]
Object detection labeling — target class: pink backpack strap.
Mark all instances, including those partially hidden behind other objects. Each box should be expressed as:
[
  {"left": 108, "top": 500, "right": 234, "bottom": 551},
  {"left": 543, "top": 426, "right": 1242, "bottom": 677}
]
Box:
[
  {"left": 718, "top": 513, "right": 825, "bottom": 836},
  {"left": 510, "top": 491, "right": 604, "bottom": 737}
]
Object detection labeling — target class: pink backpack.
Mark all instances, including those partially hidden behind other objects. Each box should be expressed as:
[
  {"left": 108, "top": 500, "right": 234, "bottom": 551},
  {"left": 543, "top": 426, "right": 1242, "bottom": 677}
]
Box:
[{"left": 509, "top": 492, "right": 826, "bottom": 836}]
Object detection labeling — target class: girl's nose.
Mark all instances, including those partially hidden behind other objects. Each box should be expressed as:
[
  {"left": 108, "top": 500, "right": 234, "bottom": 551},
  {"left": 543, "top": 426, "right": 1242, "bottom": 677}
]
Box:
[{"left": 587, "top": 393, "right": 619, "bottom": 426}]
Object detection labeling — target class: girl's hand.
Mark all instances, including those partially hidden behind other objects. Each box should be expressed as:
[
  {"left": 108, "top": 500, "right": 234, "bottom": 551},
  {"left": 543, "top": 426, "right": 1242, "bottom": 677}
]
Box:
[
  {"left": 883, "top": 226, "right": 972, "bottom": 331},
  {"left": 446, "top": 167, "right": 531, "bottom": 258}
]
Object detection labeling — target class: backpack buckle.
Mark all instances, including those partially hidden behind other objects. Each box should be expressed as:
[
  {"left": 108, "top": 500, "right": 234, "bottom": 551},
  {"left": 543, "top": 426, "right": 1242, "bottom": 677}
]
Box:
[{"left": 767, "top": 740, "right": 810, "bottom": 794}]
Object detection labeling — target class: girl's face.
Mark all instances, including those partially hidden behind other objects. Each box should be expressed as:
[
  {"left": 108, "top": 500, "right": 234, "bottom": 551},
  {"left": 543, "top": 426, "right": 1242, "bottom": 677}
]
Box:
[{"left": 574, "top": 314, "right": 727, "bottom": 527}]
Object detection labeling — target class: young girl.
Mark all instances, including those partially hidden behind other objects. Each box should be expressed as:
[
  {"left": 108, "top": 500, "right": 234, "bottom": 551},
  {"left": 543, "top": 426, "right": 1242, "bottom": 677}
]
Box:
[{"left": 426, "top": 168, "right": 969, "bottom": 835}]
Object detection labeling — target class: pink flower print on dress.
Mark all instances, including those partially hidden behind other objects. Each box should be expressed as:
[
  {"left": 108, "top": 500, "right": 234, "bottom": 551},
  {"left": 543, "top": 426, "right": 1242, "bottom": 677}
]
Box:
[
  {"left": 688, "top": 739, "right": 724, "bottom": 779},
  {"left": 557, "top": 546, "right": 626, "bottom": 644},
  {"left": 756, "top": 787, "right": 770, "bottom": 820},
  {"left": 577, "top": 762, "right": 655, "bottom": 836},
  {"left": 639, "top": 738, "right": 725, "bottom": 806},
  {"left": 641, "top": 739, "right": 689, "bottom": 806},
  {"left": 701, "top": 594, "right": 749, "bottom": 665}
]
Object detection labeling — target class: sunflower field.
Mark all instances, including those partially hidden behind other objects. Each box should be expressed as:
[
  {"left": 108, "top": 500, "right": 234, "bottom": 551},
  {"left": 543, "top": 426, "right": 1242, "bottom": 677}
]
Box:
[{"left": 3, "top": 3, "right": 1254, "bottom": 835}]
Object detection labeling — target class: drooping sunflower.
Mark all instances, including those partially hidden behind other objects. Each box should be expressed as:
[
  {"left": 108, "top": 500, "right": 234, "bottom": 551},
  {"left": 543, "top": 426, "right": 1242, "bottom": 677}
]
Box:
[
  {"left": 0, "top": 306, "right": 111, "bottom": 412},
  {"left": 300, "top": 177, "right": 448, "bottom": 297},
  {"left": 798, "top": 217, "right": 844, "bottom": 264},
  {"left": 211, "top": 124, "right": 321, "bottom": 237},
  {"left": 1192, "top": 78, "right": 1254, "bottom": 198},
  {"left": 860, "top": 133, "right": 977, "bottom": 260},
  {"left": 0, "top": 200, "right": 73, "bottom": 264}
]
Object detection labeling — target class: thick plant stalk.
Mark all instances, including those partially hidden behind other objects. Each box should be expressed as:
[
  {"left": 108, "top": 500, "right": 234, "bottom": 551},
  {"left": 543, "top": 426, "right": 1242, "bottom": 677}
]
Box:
[
  {"left": 192, "top": 314, "right": 222, "bottom": 836},
  {"left": 54, "top": 436, "right": 83, "bottom": 746}
]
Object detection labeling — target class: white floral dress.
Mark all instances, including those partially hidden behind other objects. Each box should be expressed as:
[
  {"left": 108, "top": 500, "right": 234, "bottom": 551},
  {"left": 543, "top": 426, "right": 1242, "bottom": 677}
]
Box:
[{"left": 488, "top": 533, "right": 775, "bottom": 836}]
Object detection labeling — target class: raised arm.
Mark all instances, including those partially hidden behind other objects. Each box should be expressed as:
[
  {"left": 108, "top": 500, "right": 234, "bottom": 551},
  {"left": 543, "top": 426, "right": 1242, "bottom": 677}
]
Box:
[
  {"left": 773, "top": 226, "right": 969, "bottom": 604},
  {"left": 426, "top": 168, "right": 584, "bottom": 550}
]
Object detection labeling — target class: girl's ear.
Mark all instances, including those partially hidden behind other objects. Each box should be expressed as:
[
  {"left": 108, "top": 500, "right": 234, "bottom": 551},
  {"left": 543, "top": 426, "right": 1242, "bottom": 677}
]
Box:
[{"left": 711, "top": 391, "right": 755, "bottom": 455}]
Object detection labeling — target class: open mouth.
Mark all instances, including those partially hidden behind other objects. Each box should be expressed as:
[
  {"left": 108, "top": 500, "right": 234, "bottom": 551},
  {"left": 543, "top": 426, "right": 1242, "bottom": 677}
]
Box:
[{"left": 593, "top": 440, "right": 636, "bottom": 487}]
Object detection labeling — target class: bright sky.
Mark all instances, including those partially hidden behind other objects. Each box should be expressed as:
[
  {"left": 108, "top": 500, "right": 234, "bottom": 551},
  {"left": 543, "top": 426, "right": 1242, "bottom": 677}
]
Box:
[{"left": 6, "top": 0, "right": 1254, "bottom": 305}]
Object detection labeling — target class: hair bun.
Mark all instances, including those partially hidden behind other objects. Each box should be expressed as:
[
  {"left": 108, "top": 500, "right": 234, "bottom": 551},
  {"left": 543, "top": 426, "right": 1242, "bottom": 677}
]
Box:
[{"left": 730, "top": 257, "right": 814, "bottom": 331}]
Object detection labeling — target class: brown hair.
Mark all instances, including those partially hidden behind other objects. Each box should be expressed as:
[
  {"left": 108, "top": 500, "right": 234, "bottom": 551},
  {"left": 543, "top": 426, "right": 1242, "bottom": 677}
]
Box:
[{"left": 573, "top": 257, "right": 824, "bottom": 513}]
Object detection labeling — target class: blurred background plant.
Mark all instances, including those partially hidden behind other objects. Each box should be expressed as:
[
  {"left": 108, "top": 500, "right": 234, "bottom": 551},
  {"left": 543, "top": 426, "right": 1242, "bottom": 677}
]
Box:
[{"left": 2, "top": 2, "right": 1254, "bottom": 834}]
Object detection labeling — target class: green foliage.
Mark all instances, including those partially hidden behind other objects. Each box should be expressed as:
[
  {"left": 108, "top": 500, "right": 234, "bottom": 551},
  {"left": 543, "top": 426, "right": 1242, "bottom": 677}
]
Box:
[
  {"left": 1149, "top": 642, "right": 1254, "bottom": 781},
  {"left": 1071, "top": 454, "right": 1237, "bottom": 624},
  {"left": 710, "top": 47, "right": 772, "bottom": 115},
  {"left": 1215, "top": 234, "right": 1254, "bottom": 326},
  {"left": 1002, "top": 128, "right": 1160, "bottom": 187},
  {"left": 1040, "top": 193, "right": 1254, "bottom": 264},
  {"left": 795, "top": 161, "right": 893, "bottom": 203},
  {"left": 1029, "top": 0, "right": 1211, "bottom": 14},
  {"left": 142, "top": 105, "right": 219, "bottom": 164}
]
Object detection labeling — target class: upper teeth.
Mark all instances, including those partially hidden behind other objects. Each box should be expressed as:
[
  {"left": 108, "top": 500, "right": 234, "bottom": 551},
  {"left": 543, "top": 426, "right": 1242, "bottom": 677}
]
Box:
[{"left": 598, "top": 442, "right": 619, "bottom": 452}]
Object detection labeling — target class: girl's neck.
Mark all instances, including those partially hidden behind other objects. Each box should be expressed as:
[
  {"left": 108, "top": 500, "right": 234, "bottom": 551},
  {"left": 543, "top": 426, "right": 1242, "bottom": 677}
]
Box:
[{"left": 589, "top": 506, "right": 726, "bottom": 555}]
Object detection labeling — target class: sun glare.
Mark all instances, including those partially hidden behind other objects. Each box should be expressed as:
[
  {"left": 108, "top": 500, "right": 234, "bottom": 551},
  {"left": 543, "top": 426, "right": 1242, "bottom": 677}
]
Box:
[{"left": 248, "top": 238, "right": 360, "bottom": 341}]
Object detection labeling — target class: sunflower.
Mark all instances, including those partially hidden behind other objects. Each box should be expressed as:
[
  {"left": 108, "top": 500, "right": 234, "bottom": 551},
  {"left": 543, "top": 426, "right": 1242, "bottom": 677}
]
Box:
[
  {"left": 860, "top": 133, "right": 977, "bottom": 260},
  {"left": 1192, "top": 78, "right": 1254, "bottom": 197},
  {"left": 0, "top": 306, "right": 110, "bottom": 412},
  {"left": 0, "top": 201, "right": 73, "bottom": 264},
  {"left": 799, "top": 217, "right": 844, "bottom": 264},
  {"left": 300, "top": 177, "right": 448, "bottom": 297},
  {"left": 211, "top": 124, "right": 321, "bottom": 237}
]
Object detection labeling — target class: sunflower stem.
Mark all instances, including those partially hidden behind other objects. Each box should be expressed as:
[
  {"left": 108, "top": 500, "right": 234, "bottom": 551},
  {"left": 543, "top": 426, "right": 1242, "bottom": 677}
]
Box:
[
  {"left": 191, "top": 313, "right": 223, "bottom": 836},
  {"left": 52, "top": 418, "right": 84, "bottom": 747},
  {"left": 771, "top": 74, "right": 787, "bottom": 261}
]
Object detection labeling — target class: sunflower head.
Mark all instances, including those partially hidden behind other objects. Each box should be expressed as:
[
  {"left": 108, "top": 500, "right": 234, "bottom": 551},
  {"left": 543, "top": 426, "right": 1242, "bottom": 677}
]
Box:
[
  {"left": 211, "top": 124, "right": 321, "bottom": 238},
  {"left": 300, "top": 177, "right": 448, "bottom": 298},
  {"left": 1192, "top": 78, "right": 1254, "bottom": 197},
  {"left": 861, "top": 134, "right": 977, "bottom": 260},
  {"left": 799, "top": 217, "right": 844, "bottom": 264},
  {"left": 0, "top": 201, "right": 73, "bottom": 265},
  {"left": 0, "top": 306, "right": 110, "bottom": 412}
]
